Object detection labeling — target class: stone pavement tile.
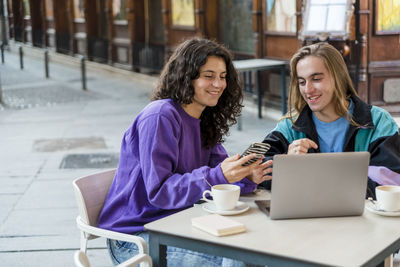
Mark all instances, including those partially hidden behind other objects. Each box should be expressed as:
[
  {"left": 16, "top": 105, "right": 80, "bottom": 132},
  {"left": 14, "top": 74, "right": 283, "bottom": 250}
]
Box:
[
  {"left": 40, "top": 152, "right": 119, "bottom": 173},
  {"left": 0, "top": 194, "right": 21, "bottom": 224},
  {"left": 1, "top": 122, "right": 66, "bottom": 142},
  {"left": 34, "top": 169, "right": 101, "bottom": 181},
  {"left": 0, "top": 104, "right": 84, "bottom": 124},
  {"left": 13, "top": 180, "right": 77, "bottom": 210},
  {"left": 0, "top": 155, "right": 45, "bottom": 176},
  {"left": 0, "top": 233, "right": 106, "bottom": 254},
  {"left": 0, "top": 176, "right": 32, "bottom": 194},
  {"left": 0, "top": 208, "right": 78, "bottom": 247},
  {"left": 0, "top": 64, "right": 41, "bottom": 87},
  {"left": 0, "top": 249, "right": 112, "bottom": 267}
]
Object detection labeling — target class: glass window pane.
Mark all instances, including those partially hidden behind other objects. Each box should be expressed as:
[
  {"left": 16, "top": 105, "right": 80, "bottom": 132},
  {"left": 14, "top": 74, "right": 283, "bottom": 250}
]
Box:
[
  {"left": 326, "top": 5, "right": 346, "bottom": 31},
  {"left": 74, "top": 0, "right": 85, "bottom": 19},
  {"left": 222, "top": 0, "right": 254, "bottom": 53},
  {"left": 113, "top": 0, "right": 127, "bottom": 20},
  {"left": 172, "top": 0, "right": 195, "bottom": 27},
  {"left": 301, "top": 0, "right": 352, "bottom": 39},
  {"left": 23, "top": 0, "right": 30, "bottom": 16},
  {"left": 310, "top": 0, "right": 329, "bottom": 4},
  {"left": 306, "top": 5, "right": 327, "bottom": 32},
  {"left": 266, "top": 0, "right": 296, "bottom": 33},
  {"left": 377, "top": 0, "right": 400, "bottom": 33},
  {"left": 45, "top": 0, "right": 54, "bottom": 18}
]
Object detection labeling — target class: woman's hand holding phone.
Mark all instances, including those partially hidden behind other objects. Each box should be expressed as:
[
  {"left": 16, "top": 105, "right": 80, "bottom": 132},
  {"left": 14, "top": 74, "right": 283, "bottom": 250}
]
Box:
[{"left": 240, "top": 142, "right": 271, "bottom": 166}]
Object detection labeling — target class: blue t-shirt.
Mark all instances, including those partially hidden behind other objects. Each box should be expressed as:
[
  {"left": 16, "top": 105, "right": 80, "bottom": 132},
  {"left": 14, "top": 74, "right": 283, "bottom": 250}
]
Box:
[{"left": 312, "top": 100, "right": 354, "bottom": 153}]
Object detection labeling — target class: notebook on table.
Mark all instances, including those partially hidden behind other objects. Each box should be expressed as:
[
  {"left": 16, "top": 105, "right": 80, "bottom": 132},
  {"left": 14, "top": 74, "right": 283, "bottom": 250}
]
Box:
[
  {"left": 256, "top": 152, "right": 370, "bottom": 220},
  {"left": 191, "top": 214, "right": 246, "bottom": 236}
]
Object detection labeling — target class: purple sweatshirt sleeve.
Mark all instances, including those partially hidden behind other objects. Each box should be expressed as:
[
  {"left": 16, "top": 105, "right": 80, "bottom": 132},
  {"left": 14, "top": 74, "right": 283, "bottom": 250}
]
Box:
[
  {"left": 137, "top": 114, "right": 228, "bottom": 210},
  {"left": 208, "top": 144, "right": 228, "bottom": 168},
  {"left": 368, "top": 166, "right": 400, "bottom": 185}
]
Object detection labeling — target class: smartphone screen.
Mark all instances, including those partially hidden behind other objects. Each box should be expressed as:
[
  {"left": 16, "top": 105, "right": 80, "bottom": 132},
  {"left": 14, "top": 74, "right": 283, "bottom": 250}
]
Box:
[{"left": 241, "top": 142, "right": 271, "bottom": 166}]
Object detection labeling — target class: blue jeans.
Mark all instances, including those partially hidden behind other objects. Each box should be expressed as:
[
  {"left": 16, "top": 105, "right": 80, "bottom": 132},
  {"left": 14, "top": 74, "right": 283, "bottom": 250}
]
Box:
[{"left": 106, "top": 231, "right": 246, "bottom": 267}]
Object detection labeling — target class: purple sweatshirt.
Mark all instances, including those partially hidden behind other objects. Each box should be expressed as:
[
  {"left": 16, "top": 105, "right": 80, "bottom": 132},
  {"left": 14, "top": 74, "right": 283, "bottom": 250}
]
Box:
[{"left": 98, "top": 99, "right": 256, "bottom": 234}]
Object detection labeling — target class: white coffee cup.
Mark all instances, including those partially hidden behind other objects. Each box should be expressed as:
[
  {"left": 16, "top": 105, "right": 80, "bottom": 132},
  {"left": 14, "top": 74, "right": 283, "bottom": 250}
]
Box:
[
  {"left": 375, "top": 185, "right": 400, "bottom": 212},
  {"left": 202, "top": 184, "right": 240, "bottom": 211}
]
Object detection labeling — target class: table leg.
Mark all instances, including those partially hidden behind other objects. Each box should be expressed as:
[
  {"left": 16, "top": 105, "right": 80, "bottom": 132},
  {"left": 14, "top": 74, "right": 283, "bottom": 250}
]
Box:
[
  {"left": 257, "top": 70, "right": 262, "bottom": 118},
  {"left": 149, "top": 232, "right": 167, "bottom": 267},
  {"left": 384, "top": 254, "right": 393, "bottom": 267},
  {"left": 281, "top": 65, "right": 287, "bottom": 115}
]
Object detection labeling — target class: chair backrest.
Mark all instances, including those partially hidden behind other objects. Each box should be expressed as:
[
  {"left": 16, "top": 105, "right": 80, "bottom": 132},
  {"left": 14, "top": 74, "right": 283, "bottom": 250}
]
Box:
[{"left": 72, "top": 169, "right": 116, "bottom": 227}]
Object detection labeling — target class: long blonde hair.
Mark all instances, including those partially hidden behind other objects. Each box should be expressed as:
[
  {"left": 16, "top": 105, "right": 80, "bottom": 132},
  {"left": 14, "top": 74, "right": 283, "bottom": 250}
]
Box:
[{"left": 287, "top": 43, "right": 357, "bottom": 123}]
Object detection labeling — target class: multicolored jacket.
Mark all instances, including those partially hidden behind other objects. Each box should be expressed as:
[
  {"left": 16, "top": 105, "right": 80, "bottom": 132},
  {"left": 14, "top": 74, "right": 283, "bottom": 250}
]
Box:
[{"left": 261, "top": 95, "right": 400, "bottom": 198}]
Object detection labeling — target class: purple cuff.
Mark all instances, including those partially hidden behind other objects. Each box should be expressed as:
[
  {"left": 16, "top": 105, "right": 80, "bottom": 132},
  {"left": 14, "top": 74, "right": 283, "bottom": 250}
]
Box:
[
  {"left": 209, "top": 163, "right": 230, "bottom": 185},
  {"left": 368, "top": 166, "right": 400, "bottom": 185},
  {"left": 235, "top": 178, "right": 257, "bottom": 195},
  {"left": 212, "top": 164, "right": 257, "bottom": 194}
]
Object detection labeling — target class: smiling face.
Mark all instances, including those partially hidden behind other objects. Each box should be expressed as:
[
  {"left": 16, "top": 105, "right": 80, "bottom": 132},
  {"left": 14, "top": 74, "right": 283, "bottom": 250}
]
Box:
[
  {"left": 296, "top": 55, "right": 338, "bottom": 122},
  {"left": 182, "top": 56, "right": 227, "bottom": 118}
]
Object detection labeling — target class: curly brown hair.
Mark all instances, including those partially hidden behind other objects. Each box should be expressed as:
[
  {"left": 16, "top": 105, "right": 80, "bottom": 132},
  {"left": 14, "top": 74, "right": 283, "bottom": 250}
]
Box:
[{"left": 152, "top": 38, "right": 243, "bottom": 148}]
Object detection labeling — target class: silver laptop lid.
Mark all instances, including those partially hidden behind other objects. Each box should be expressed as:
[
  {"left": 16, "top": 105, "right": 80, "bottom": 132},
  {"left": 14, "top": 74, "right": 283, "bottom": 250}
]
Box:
[{"left": 270, "top": 152, "right": 370, "bottom": 220}]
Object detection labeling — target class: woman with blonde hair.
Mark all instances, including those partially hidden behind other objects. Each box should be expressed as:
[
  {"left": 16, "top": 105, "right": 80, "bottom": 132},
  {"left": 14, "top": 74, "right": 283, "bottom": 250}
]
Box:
[{"left": 261, "top": 42, "right": 400, "bottom": 197}]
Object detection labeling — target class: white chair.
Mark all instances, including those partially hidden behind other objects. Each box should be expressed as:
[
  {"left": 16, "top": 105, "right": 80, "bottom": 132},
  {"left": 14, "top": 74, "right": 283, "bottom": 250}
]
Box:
[
  {"left": 72, "top": 169, "right": 150, "bottom": 267},
  {"left": 74, "top": 250, "right": 152, "bottom": 267}
]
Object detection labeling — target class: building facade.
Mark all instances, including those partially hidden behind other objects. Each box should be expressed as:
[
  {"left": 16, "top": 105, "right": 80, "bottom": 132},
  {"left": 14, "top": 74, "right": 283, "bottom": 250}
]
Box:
[{"left": 4, "top": 0, "right": 400, "bottom": 113}]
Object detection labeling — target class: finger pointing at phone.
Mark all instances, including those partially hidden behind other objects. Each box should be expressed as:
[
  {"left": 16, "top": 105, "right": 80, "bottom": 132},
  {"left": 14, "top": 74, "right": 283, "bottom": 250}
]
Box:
[{"left": 288, "top": 138, "right": 318, "bottom": 155}]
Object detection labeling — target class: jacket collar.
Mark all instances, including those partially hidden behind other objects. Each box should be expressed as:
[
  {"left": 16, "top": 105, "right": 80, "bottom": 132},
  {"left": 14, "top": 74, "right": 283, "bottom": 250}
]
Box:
[
  {"left": 292, "top": 95, "right": 374, "bottom": 136},
  {"left": 350, "top": 95, "right": 374, "bottom": 129}
]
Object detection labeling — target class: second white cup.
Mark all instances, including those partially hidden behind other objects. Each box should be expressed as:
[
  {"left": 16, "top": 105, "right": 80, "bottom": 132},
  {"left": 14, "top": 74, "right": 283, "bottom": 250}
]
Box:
[
  {"left": 202, "top": 184, "right": 240, "bottom": 211},
  {"left": 376, "top": 185, "right": 400, "bottom": 212}
]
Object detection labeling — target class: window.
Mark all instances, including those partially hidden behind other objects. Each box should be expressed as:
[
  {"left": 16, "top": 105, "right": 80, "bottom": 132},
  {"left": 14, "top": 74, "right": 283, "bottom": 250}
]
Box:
[
  {"left": 73, "top": 0, "right": 85, "bottom": 19},
  {"left": 113, "top": 0, "right": 127, "bottom": 21},
  {"left": 265, "top": 0, "right": 296, "bottom": 34},
  {"left": 171, "top": 0, "right": 195, "bottom": 28},
  {"left": 376, "top": 0, "right": 400, "bottom": 34},
  {"left": 300, "top": 0, "right": 353, "bottom": 40},
  {"left": 45, "top": 0, "right": 54, "bottom": 18},
  {"left": 222, "top": 0, "right": 254, "bottom": 53},
  {"left": 23, "top": 0, "right": 30, "bottom": 17}
]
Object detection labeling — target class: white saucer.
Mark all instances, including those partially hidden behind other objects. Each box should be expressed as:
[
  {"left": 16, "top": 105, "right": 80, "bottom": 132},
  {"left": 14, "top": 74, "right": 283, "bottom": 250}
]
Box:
[
  {"left": 365, "top": 201, "right": 400, "bottom": 217},
  {"left": 202, "top": 201, "right": 250, "bottom": 215}
]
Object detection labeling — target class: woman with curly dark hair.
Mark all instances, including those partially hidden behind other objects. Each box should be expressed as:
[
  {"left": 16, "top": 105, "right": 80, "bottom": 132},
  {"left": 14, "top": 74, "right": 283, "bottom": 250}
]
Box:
[
  {"left": 98, "top": 37, "right": 272, "bottom": 266},
  {"left": 152, "top": 37, "right": 243, "bottom": 149}
]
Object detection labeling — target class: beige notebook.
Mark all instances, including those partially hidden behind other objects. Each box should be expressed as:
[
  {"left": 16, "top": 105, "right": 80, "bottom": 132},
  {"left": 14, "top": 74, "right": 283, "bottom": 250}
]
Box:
[{"left": 191, "top": 214, "right": 246, "bottom": 236}]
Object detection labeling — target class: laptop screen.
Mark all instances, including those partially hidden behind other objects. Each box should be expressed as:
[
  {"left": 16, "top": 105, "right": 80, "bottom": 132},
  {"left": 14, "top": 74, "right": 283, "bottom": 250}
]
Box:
[{"left": 268, "top": 152, "right": 370, "bottom": 220}]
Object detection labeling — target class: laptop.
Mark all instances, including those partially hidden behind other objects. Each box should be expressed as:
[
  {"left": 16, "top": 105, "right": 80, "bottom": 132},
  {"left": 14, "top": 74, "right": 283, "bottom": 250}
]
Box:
[{"left": 256, "top": 152, "right": 370, "bottom": 220}]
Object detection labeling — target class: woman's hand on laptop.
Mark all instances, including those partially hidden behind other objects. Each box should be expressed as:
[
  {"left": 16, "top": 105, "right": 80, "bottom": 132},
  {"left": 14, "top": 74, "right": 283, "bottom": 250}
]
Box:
[
  {"left": 288, "top": 138, "right": 318, "bottom": 155},
  {"left": 247, "top": 159, "right": 273, "bottom": 183},
  {"left": 221, "top": 154, "right": 267, "bottom": 183}
]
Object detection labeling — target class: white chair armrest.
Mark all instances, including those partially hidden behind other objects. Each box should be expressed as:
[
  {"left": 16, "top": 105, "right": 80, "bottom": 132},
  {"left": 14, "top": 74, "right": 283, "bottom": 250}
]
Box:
[
  {"left": 76, "top": 216, "right": 148, "bottom": 254},
  {"left": 117, "top": 253, "right": 152, "bottom": 267},
  {"left": 74, "top": 250, "right": 90, "bottom": 267}
]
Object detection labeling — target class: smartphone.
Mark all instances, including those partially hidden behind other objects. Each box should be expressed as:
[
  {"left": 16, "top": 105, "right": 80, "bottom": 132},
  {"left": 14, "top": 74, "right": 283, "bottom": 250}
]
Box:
[{"left": 240, "top": 142, "right": 271, "bottom": 166}]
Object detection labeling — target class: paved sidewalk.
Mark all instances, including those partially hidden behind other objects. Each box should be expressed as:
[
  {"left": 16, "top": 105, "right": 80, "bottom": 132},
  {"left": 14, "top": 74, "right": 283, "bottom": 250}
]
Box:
[{"left": 0, "top": 46, "right": 277, "bottom": 267}]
